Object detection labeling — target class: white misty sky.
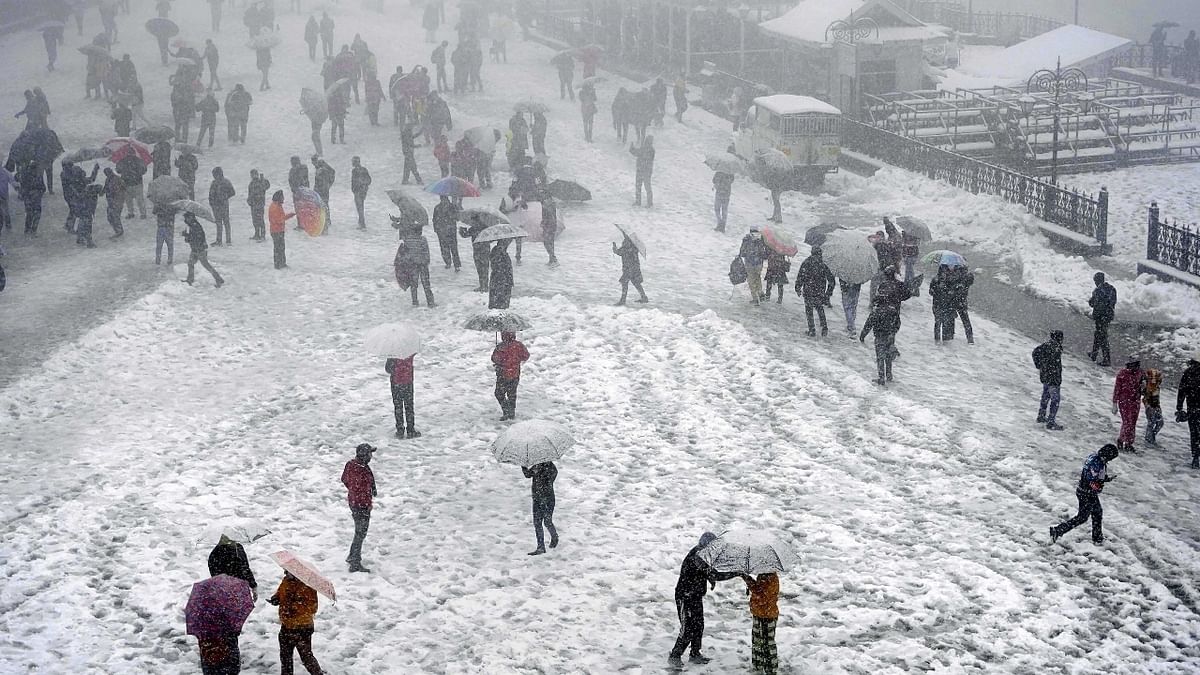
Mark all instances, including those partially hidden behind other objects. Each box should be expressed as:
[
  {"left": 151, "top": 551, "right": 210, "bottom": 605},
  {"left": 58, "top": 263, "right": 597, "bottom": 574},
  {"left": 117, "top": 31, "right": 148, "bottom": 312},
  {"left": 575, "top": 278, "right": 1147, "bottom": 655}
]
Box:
[{"left": 967, "top": 0, "right": 1198, "bottom": 41}]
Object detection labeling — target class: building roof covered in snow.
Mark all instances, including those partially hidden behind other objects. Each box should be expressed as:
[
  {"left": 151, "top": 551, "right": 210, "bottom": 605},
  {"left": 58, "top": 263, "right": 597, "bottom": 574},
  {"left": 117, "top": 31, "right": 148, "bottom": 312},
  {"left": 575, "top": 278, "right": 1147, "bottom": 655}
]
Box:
[
  {"left": 754, "top": 95, "right": 842, "bottom": 116},
  {"left": 760, "top": 0, "right": 943, "bottom": 45},
  {"left": 953, "top": 25, "right": 1132, "bottom": 86}
]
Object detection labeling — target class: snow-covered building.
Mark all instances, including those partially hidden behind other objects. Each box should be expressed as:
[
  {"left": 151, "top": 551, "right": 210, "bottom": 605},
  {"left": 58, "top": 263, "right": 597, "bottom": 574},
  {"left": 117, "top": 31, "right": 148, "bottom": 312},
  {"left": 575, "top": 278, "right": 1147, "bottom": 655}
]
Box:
[{"left": 760, "top": 0, "right": 947, "bottom": 114}]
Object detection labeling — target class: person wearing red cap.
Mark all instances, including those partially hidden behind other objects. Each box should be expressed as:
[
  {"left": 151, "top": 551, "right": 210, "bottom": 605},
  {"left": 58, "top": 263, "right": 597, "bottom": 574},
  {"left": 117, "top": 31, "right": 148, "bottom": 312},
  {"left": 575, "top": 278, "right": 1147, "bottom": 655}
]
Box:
[
  {"left": 341, "top": 444, "right": 377, "bottom": 572},
  {"left": 491, "top": 332, "right": 529, "bottom": 421}
]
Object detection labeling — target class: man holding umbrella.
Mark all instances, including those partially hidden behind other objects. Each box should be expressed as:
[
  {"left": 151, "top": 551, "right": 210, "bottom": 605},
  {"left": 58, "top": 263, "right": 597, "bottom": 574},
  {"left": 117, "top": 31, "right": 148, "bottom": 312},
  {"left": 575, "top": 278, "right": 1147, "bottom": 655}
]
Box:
[{"left": 668, "top": 532, "right": 741, "bottom": 666}]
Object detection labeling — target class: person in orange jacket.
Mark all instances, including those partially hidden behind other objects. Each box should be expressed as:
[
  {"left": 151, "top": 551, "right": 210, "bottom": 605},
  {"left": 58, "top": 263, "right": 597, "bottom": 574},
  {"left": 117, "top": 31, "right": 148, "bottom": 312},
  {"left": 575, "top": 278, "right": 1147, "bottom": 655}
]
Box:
[
  {"left": 491, "top": 331, "right": 529, "bottom": 421},
  {"left": 742, "top": 572, "right": 780, "bottom": 675},
  {"left": 268, "top": 190, "right": 295, "bottom": 269},
  {"left": 267, "top": 571, "right": 325, "bottom": 675}
]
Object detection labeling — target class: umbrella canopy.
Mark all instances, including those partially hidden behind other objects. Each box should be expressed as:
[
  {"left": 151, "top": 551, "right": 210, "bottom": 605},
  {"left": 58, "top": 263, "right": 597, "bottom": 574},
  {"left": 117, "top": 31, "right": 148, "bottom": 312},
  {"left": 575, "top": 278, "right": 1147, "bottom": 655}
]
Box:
[
  {"left": 425, "top": 176, "right": 480, "bottom": 198},
  {"left": 363, "top": 322, "right": 421, "bottom": 358},
  {"left": 492, "top": 419, "right": 575, "bottom": 467},
  {"left": 198, "top": 519, "right": 272, "bottom": 547},
  {"left": 458, "top": 208, "right": 509, "bottom": 228},
  {"left": 548, "top": 179, "right": 591, "bottom": 202},
  {"left": 325, "top": 79, "right": 351, "bottom": 98},
  {"left": 922, "top": 249, "right": 966, "bottom": 267},
  {"left": 820, "top": 230, "right": 878, "bottom": 284},
  {"left": 761, "top": 225, "right": 798, "bottom": 257},
  {"left": 170, "top": 55, "right": 203, "bottom": 70},
  {"left": 464, "top": 310, "right": 532, "bottom": 332},
  {"left": 62, "top": 147, "right": 111, "bottom": 164},
  {"left": 513, "top": 99, "right": 549, "bottom": 114},
  {"left": 270, "top": 550, "right": 336, "bottom": 602},
  {"left": 170, "top": 199, "right": 215, "bottom": 221},
  {"left": 895, "top": 216, "right": 932, "bottom": 242},
  {"left": 697, "top": 530, "right": 800, "bottom": 575},
  {"left": 615, "top": 224, "right": 647, "bottom": 258},
  {"left": 506, "top": 201, "right": 560, "bottom": 243},
  {"left": 184, "top": 575, "right": 254, "bottom": 640},
  {"left": 475, "top": 223, "right": 528, "bottom": 242},
  {"left": 386, "top": 190, "right": 430, "bottom": 229},
  {"left": 103, "top": 137, "right": 152, "bottom": 165},
  {"left": 175, "top": 143, "right": 204, "bottom": 156},
  {"left": 170, "top": 37, "right": 196, "bottom": 51},
  {"left": 9, "top": 128, "right": 64, "bottom": 168},
  {"left": 580, "top": 75, "right": 606, "bottom": 86},
  {"left": 390, "top": 72, "right": 425, "bottom": 98},
  {"left": 299, "top": 88, "right": 328, "bottom": 124},
  {"left": 294, "top": 187, "right": 328, "bottom": 237},
  {"left": 804, "top": 223, "right": 843, "bottom": 247},
  {"left": 147, "top": 175, "right": 188, "bottom": 204},
  {"left": 705, "top": 153, "right": 746, "bottom": 176},
  {"left": 461, "top": 126, "right": 498, "bottom": 154},
  {"left": 77, "top": 43, "right": 111, "bottom": 58},
  {"left": 36, "top": 20, "right": 67, "bottom": 32},
  {"left": 246, "top": 30, "right": 281, "bottom": 50},
  {"left": 755, "top": 148, "right": 792, "bottom": 172},
  {"left": 145, "top": 17, "right": 179, "bottom": 38},
  {"left": 133, "top": 125, "right": 176, "bottom": 145},
  {"left": 550, "top": 50, "right": 574, "bottom": 66}
]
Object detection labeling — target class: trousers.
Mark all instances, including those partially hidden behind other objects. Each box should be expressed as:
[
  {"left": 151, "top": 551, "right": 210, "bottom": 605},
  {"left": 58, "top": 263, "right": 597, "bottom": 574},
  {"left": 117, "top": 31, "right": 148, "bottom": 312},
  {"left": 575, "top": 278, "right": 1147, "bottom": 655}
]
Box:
[
  {"left": 156, "top": 225, "right": 174, "bottom": 263},
  {"left": 669, "top": 594, "right": 706, "bottom": 659},
  {"left": 1038, "top": 384, "right": 1061, "bottom": 424},
  {"left": 347, "top": 507, "right": 370, "bottom": 566},
  {"left": 391, "top": 383, "right": 414, "bottom": 434},
  {"left": 279, "top": 626, "right": 323, "bottom": 675},
  {"left": 1052, "top": 490, "right": 1103, "bottom": 542},
  {"left": 495, "top": 376, "right": 519, "bottom": 417},
  {"left": 272, "top": 232, "right": 286, "bottom": 268},
  {"left": 532, "top": 498, "right": 557, "bottom": 550}
]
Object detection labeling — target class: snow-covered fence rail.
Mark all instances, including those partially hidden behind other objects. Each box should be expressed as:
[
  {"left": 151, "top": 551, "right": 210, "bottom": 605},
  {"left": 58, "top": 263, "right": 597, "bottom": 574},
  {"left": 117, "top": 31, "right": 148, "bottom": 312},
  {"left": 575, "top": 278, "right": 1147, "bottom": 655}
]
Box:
[
  {"left": 843, "top": 119, "right": 1109, "bottom": 248},
  {"left": 908, "top": 1, "right": 1064, "bottom": 42},
  {"left": 1144, "top": 202, "right": 1200, "bottom": 284}
]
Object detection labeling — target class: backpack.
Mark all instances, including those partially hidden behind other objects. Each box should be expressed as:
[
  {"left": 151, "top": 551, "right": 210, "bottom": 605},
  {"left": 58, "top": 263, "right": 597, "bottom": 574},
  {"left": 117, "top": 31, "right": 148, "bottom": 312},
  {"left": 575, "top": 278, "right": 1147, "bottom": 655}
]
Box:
[
  {"left": 1031, "top": 344, "right": 1045, "bottom": 371},
  {"left": 729, "top": 256, "right": 747, "bottom": 285}
]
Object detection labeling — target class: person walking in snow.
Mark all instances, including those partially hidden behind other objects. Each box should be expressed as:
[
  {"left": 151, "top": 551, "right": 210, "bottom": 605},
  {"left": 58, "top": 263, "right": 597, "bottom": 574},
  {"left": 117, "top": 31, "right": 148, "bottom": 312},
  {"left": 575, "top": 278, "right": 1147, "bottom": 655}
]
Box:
[
  {"left": 385, "top": 354, "right": 420, "bottom": 439},
  {"left": 116, "top": 153, "right": 147, "bottom": 220},
  {"left": 319, "top": 12, "right": 335, "bottom": 58},
  {"left": 929, "top": 264, "right": 954, "bottom": 343},
  {"left": 839, "top": 278, "right": 862, "bottom": 334},
  {"left": 176, "top": 147, "right": 199, "bottom": 200},
  {"left": 17, "top": 160, "right": 45, "bottom": 236},
  {"left": 305, "top": 15, "right": 319, "bottom": 60},
  {"left": 488, "top": 239, "right": 515, "bottom": 309},
  {"left": 614, "top": 232, "right": 647, "bottom": 305},
  {"left": 860, "top": 300, "right": 902, "bottom": 385},
  {"left": 112, "top": 102, "right": 133, "bottom": 138},
  {"left": 630, "top": 135, "right": 655, "bottom": 207},
  {"left": 1143, "top": 367, "right": 1164, "bottom": 446},
  {"left": 341, "top": 443, "right": 376, "bottom": 573},
  {"left": 667, "top": 532, "right": 740, "bottom": 666},
  {"left": 492, "top": 331, "right": 529, "bottom": 420},
  {"left": 1033, "top": 330, "right": 1065, "bottom": 431},
  {"left": 580, "top": 81, "right": 597, "bottom": 142},
  {"left": 75, "top": 183, "right": 103, "bottom": 249},
  {"left": 269, "top": 190, "right": 294, "bottom": 269},
  {"left": 267, "top": 570, "right": 325, "bottom": 675},
  {"left": 762, "top": 249, "right": 789, "bottom": 304},
  {"left": 553, "top": 50, "right": 575, "bottom": 100},
  {"left": 225, "top": 84, "right": 253, "bottom": 144},
  {"left": 796, "top": 246, "right": 835, "bottom": 335},
  {"left": 1088, "top": 272, "right": 1116, "bottom": 366},
  {"left": 153, "top": 203, "right": 176, "bottom": 265},
  {"left": 208, "top": 167, "right": 236, "bottom": 246},
  {"left": 1050, "top": 444, "right": 1119, "bottom": 544},
  {"left": 522, "top": 461, "right": 558, "bottom": 556},
  {"left": 431, "top": 195, "right": 460, "bottom": 270},
  {"left": 208, "top": 536, "right": 258, "bottom": 600},
  {"left": 739, "top": 226, "right": 768, "bottom": 306},
  {"left": 946, "top": 265, "right": 975, "bottom": 344},
  {"left": 204, "top": 39, "right": 222, "bottom": 91},
  {"left": 400, "top": 124, "right": 423, "bottom": 185},
  {"left": 672, "top": 76, "right": 688, "bottom": 123},
  {"left": 247, "top": 169, "right": 270, "bottom": 241},
  {"left": 712, "top": 170, "right": 734, "bottom": 232},
  {"left": 103, "top": 167, "right": 124, "bottom": 238},
  {"left": 742, "top": 572, "right": 780, "bottom": 675},
  {"left": 394, "top": 225, "right": 436, "bottom": 307},
  {"left": 350, "top": 156, "right": 371, "bottom": 229},
  {"left": 196, "top": 93, "right": 220, "bottom": 148},
  {"left": 1112, "top": 359, "right": 1144, "bottom": 452},
  {"left": 461, "top": 214, "right": 491, "bottom": 292},
  {"left": 188, "top": 569, "right": 250, "bottom": 675},
  {"left": 288, "top": 156, "right": 309, "bottom": 195},
  {"left": 182, "top": 212, "right": 224, "bottom": 287},
  {"left": 540, "top": 192, "right": 559, "bottom": 266},
  {"left": 530, "top": 111, "right": 548, "bottom": 157},
  {"left": 256, "top": 46, "right": 273, "bottom": 90},
  {"left": 1178, "top": 355, "right": 1200, "bottom": 469}
]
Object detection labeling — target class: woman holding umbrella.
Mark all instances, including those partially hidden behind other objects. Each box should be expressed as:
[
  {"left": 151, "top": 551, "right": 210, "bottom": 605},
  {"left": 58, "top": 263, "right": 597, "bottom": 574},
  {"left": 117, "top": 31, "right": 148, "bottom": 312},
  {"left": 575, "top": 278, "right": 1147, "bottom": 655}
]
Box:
[{"left": 613, "top": 227, "right": 648, "bottom": 305}]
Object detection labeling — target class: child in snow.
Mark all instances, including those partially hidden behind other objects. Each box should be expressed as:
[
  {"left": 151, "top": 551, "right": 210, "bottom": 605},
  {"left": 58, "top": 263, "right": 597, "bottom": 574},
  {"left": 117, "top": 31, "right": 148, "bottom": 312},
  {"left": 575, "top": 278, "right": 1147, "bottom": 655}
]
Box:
[
  {"left": 268, "top": 571, "right": 325, "bottom": 675},
  {"left": 742, "top": 572, "right": 780, "bottom": 675},
  {"left": 763, "top": 250, "right": 790, "bottom": 304}
]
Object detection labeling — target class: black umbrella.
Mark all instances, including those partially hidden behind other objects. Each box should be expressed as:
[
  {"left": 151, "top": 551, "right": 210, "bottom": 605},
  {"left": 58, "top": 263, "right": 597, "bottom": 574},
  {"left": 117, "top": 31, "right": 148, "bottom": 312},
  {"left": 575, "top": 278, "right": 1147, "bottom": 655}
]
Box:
[
  {"left": 133, "top": 125, "right": 176, "bottom": 145},
  {"left": 548, "top": 179, "right": 591, "bottom": 202},
  {"left": 804, "top": 222, "right": 843, "bottom": 247},
  {"left": 8, "top": 128, "right": 64, "bottom": 168},
  {"left": 146, "top": 17, "right": 179, "bottom": 39},
  {"left": 385, "top": 189, "right": 430, "bottom": 229}
]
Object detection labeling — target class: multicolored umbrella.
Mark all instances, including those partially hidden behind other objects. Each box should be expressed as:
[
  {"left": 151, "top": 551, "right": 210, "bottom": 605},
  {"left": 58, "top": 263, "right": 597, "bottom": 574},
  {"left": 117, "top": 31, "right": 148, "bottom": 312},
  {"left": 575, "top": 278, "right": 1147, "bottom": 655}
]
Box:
[
  {"left": 491, "top": 419, "right": 575, "bottom": 467},
  {"left": 922, "top": 249, "right": 966, "bottom": 267},
  {"left": 184, "top": 575, "right": 254, "bottom": 640},
  {"left": 270, "top": 550, "right": 336, "bottom": 601},
  {"left": 761, "top": 225, "right": 798, "bottom": 257},
  {"left": 425, "top": 176, "right": 480, "bottom": 198},
  {"left": 103, "top": 137, "right": 153, "bottom": 164},
  {"left": 294, "top": 187, "right": 327, "bottom": 236}
]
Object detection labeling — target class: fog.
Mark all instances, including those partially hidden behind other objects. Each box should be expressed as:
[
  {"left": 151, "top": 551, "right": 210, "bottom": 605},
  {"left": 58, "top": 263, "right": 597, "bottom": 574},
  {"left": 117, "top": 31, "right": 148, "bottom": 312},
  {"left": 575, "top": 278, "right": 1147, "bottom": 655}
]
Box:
[{"left": 968, "top": 0, "right": 1199, "bottom": 41}]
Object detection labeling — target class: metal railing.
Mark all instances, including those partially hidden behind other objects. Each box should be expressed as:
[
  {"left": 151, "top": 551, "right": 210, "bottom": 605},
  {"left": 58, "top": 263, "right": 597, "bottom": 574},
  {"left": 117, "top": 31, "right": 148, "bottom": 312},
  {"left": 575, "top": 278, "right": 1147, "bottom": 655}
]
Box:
[
  {"left": 1110, "top": 44, "right": 1190, "bottom": 79},
  {"left": 843, "top": 119, "right": 1109, "bottom": 245},
  {"left": 908, "top": 1, "right": 1064, "bottom": 41},
  {"left": 1147, "top": 202, "right": 1200, "bottom": 276}
]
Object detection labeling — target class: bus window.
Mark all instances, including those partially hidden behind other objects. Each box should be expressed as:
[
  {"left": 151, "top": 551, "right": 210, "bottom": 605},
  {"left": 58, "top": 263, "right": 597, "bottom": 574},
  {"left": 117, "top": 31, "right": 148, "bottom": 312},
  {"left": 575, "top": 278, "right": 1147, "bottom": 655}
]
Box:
[{"left": 768, "top": 113, "right": 780, "bottom": 131}]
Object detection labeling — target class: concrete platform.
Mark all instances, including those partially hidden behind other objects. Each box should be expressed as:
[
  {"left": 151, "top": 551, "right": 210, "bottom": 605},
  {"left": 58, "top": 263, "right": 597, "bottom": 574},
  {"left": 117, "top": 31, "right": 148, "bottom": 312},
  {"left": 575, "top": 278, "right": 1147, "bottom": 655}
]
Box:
[
  {"left": 1111, "top": 67, "right": 1200, "bottom": 99},
  {"left": 1138, "top": 257, "right": 1200, "bottom": 289}
]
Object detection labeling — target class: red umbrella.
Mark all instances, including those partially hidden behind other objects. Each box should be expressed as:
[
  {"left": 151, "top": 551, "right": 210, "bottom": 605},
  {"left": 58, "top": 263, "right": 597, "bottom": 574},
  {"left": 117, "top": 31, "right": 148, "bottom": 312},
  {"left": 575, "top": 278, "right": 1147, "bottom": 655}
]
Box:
[
  {"left": 761, "top": 225, "right": 798, "bottom": 256},
  {"left": 184, "top": 575, "right": 254, "bottom": 640},
  {"left": 103, "top": 138, "right": 152, "bottom": 164}
]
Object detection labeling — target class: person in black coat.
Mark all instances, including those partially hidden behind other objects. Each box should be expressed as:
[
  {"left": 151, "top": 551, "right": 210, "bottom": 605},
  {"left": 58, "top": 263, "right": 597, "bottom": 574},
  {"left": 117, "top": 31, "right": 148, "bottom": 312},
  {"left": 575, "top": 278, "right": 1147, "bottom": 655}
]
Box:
[
  {"left": 1177, "top": 356, "right": 1200, "bottom": 468},
  {"left": 614, "top": 233, "right": 647, "bottom": 304},
  {"left": 630, "top": 136, "right": 654, "bottom": 207},
  {"left": 1033, "top": 330, "right": 1065, "bottom": 430},
  {"left": 400, "top": 124, "right": 423, "bottom": 185},
  {"left": 795, "top": 247, "right": 836, "bottom": 336},
  {"left": 312, "top": 156, "right": 335, "bottom": 232},
  {"left": 350, "top": 156, "right": 371, "bottom": 229},
  {"left": 460, "top": 215, "right": 491, "bottom": 292},
  {"left": 208, "top": 167, "right": 236, "bottom": 246},
  {"left": 928, "top": 265, "right": 954, "bottom": 343},
  {"left": 860, "top": 302, "right": 903, "bottom": 385},
  {"left": 17, "top": 161, "right": 45, "bottom": 236},
  {"left": 1088, "top": 271, "right": 1117, "bottom": 366},
  {"left": 208, "top": 537, "right": 258, "bottom": 600},
  {"left": 522, "top": 461, "right": 558, "bottom": 556},
  {"left": 75, "top": 181, "right": 103, "bottom": 248},
  {"left": 488, "top": 238, "right": 514, "bottom": 309},
  {"left": 176, "top": 148, "right": 199, "bottom": 200},
  {"left": 247, "top": 170, "right": 270, "bottom": 241},
  {"left": 151, "top": 140, "right": 172, "bottom": 179},
  {"left": 111, "top": 102, "right": 133, "bottom": 137},
  {"left": 668, "top": 532, "right": 741, "bottom": 666},
  {"left": 946, "top": 266, "right": 975, "bottom": 343},
  {"left": 182, "top": 213, "right": 224, "bottom": 287},
  {"left": 431, "top": 195, "right": 460, "bottom": 270},
  {"left": 196, "top": 92, "right": 219, "bottom": 148}
]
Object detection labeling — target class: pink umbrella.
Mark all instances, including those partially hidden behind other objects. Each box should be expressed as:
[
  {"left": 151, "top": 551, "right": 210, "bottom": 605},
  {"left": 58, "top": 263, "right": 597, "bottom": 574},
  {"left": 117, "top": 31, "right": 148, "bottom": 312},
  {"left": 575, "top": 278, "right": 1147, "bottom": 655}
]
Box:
[
  {"left": 270, "top": 550, "right": 336, "bottom": 601},
  {"left": 103, "top": 137, "right": 153, "bottom": 164},
  {"left": 761, "top": 225, "right": 798, "bottom": 256},
  {"left": 185, "top": 575, "right": 254, "bottom": 640}
]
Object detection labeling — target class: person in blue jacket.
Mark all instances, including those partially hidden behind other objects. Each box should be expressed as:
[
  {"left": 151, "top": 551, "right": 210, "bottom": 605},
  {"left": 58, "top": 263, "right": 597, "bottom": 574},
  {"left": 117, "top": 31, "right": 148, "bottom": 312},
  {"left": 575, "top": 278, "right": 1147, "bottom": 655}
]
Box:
[{"left": 1050, "top": 444, "right": 1119, "bottom": 544}]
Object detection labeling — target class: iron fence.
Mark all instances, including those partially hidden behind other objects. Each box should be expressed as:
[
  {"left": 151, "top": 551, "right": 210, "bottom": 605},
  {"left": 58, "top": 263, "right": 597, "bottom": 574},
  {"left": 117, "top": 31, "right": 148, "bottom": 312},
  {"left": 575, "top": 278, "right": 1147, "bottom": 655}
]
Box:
[
  {"left": 1147, "top": 202, "right": 1200, "bottom": 276},
  {"left": 1109, "top": 44, "right": 1189, "bottom": 79},
  {"left": 907, "top": 1, "right": 1063, "bottom": 41},
  {"left": 843, "top": 119, "right": 1109, "bottom": 245}
]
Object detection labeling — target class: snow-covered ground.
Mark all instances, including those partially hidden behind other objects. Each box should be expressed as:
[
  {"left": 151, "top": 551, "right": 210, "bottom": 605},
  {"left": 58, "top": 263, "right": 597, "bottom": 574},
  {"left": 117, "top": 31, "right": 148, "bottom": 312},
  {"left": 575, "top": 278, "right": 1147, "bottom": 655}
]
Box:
[{"left": 3, "top": 1, "right": 1200, "bottom": 673}]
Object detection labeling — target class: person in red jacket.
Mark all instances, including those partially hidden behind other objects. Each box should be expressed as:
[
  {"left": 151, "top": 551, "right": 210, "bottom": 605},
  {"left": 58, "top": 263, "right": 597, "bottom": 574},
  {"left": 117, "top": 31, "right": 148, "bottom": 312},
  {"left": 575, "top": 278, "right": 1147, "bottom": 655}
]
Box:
[
  {"left": 386, "top": 356, "right": 420, "bottom": 439},
  {"left": 1112, "top": 359, "right": 1145, "bottom": 452},
  {"left": 340, "top": 443, "right": 377, "bottom": 573},
  {"left": 491, "top": 331, "right": 529, "bottom": 421}
]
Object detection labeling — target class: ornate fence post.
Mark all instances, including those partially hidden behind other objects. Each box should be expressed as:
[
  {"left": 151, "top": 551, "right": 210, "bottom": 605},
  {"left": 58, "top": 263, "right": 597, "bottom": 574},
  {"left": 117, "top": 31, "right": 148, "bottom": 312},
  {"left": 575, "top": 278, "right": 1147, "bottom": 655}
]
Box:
[
  {"left": 1184, "top": 222, "right": 1194, "bottom": 275},
  {"left": 1097, "top": 187, "right": 1109, "bottom": 248},
  {"left": 1147, "top": 200, "right": 1159, "bottom": 262}
]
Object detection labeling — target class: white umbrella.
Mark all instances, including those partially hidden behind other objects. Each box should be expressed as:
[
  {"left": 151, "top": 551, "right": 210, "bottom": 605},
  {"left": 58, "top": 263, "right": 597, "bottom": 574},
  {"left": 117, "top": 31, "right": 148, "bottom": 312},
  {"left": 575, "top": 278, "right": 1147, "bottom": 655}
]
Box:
[
  {"left": 197, "top": 519, "right": 271, "bottom": 547},
  {"left": 705, "top": 152, "right": 745, "bottom": 176},
  {"left": 697, "top": 529, "right": 799, "bottom": 575},
  {"left": 820, "top": 230, "right": 878, "bottom": 284},
  {"left": 491, "top": 419, "right": 575, "bottom": 466},
  {"left": 475, "top": 223, "right": 528, "bottom": 243},
  {"left": 615, "top": 224, "right": 646, "bottom": 258},
  {"left": 170, "top": 199, "right": 215, "bottom": 222},
  {"left": 363, "top": 322, "right": 421, "bottom": 358}
]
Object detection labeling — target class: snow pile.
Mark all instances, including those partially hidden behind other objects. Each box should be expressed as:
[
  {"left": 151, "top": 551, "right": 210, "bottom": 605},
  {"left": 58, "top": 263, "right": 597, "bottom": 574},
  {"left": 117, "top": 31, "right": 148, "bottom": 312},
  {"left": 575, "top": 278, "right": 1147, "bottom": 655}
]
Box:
[{"left": 948, "top": 24, "right": 1132, "bottom": 87}]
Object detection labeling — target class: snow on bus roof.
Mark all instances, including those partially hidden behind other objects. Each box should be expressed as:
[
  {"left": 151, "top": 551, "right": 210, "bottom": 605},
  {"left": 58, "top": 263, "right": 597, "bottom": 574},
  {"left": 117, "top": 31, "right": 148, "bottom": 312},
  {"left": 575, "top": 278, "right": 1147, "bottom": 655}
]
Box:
[{"left": 753, "top": 95, "right": 842, "bottom": 116}]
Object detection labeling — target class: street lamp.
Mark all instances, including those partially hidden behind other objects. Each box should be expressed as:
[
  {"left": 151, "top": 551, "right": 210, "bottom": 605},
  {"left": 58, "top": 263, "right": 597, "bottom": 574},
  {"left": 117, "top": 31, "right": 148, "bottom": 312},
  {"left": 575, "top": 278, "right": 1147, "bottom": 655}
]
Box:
[
  {"left": 825, "top": 17, "right": 879, "bottom": 117},
  {"left": 1027, "top": 58, "right": 1088, "bottom": 184},
  {"left": 738, "top": 3, "right": 750, "bottom": 76}
]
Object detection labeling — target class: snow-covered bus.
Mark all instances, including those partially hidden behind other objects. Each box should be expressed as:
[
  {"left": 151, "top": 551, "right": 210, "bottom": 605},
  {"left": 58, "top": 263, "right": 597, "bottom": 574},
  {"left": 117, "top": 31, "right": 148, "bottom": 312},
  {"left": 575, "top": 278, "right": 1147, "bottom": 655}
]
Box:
[{"left": 733, "top": 94, "right": 842, "bottom": 188}]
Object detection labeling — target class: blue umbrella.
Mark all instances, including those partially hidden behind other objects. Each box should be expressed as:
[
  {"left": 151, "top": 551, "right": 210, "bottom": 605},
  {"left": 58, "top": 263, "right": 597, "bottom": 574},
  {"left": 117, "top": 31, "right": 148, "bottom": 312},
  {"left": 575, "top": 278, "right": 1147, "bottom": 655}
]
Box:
[
  {"left": 423, "top": 176, "right": 480, "bottom": 198},
  {"left": 922, "top": 250, "right": 966, "bottom": 267}
]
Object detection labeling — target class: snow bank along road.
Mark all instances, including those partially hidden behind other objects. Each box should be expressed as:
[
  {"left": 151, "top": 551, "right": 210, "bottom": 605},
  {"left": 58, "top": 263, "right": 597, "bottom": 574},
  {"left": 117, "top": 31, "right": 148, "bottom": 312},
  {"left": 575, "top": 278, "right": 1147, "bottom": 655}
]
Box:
[{"left": 2, "top": 1, "right": 1200, "bottom": 673}]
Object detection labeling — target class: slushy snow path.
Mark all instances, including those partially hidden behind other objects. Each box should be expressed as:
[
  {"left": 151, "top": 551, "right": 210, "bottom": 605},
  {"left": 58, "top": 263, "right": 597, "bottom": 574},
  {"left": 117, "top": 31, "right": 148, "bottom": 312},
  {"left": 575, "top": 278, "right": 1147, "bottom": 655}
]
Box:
[{"left": 2, "top": 2, "right": 1200, "bottom": 673}]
